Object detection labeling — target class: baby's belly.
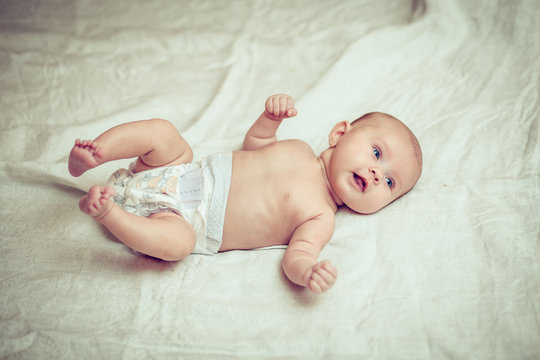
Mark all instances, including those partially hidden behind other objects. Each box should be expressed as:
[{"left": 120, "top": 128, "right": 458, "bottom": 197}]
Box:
[
  {"left": 218, "top": 148, "right": 314, "bottom": 251},
  {"left": 219, "top": 204, "right": 295, "bottom": 251}
]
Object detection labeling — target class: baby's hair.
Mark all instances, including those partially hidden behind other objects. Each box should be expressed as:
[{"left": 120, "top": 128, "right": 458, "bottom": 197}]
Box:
[{"left": 351, "top": 112, "right": 423, "bottom": 171}]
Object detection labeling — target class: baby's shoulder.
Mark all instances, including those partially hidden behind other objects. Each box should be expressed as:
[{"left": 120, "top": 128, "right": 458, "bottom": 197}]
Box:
[{"left": 272, "top": 139, "right": 315, "bottom": 157}]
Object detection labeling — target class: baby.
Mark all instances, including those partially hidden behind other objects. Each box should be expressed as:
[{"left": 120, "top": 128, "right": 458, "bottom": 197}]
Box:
[{"left": 68, "top": 94, "right": 422, "bottom": 293}]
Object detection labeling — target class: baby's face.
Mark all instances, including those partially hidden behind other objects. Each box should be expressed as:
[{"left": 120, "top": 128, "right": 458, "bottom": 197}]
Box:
[{"left": 326, "top": 116, "right": 421, "bottom": 214}]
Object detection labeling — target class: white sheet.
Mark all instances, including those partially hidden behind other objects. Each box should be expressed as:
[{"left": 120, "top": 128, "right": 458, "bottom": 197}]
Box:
[{"left": 1, "top": 0, "right": 539, "bottom": 358}]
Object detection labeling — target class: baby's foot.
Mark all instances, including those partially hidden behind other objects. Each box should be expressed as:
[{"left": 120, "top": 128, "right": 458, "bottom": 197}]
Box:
[
  {"left": 68, "top": 139, "right": 105, "bottom": 177},
  {"left": 79, "top": 185, "right": 115, "bottom": 221}
]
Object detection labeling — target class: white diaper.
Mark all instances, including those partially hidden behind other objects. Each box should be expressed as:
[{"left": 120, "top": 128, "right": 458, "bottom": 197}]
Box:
[{"left": 107, "top": 152, "right": 232, "bottom": 255}]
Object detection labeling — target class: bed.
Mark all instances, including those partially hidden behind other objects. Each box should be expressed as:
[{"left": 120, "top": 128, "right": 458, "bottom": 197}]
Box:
[{"left": 1, "top": 0, "right": 539, "bottom": 358}]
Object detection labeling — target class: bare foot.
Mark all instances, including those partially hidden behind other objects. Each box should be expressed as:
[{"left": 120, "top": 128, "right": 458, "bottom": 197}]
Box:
[
  {"left": 68, "top": 139, "right": 105, "bottom": 177},
  {"left": 79, "top": 185, "right": 115, "bottom": 221}
]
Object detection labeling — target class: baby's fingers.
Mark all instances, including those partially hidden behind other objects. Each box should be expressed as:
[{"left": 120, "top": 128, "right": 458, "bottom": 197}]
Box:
[
  {"left": 266, "top": 94, "right": 296, "bottom": 119},
  {"left": 318, "top": 260, "right": 337, "bottom": 279},
  {"left": 307, "top": 272, "right": 332, "bottom": 294},
  {"left": 273, "top": 95, "right": 291, "bottom": 118},
  {"left": 308, "top": 261, "right": 338, "bottom": 294},
  {"left": 286, "top": 107, "right": 298, "bottom": 118},
  {"left": 282, "top": 96, "right": 297, "bottom": 118},
  {"left": 307, "top": 278, "right": 324, "bottom": 294},
  {"left": 314, "top": 265, "right": 337, "bottom": 288}
]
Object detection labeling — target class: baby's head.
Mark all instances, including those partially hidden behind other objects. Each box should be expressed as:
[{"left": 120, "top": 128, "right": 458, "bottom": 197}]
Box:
[{"left": 323, "top": 112, "right": 422, "bottom": 214}]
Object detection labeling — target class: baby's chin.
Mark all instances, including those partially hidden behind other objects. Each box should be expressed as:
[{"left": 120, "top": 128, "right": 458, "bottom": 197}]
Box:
[{"left": 345, "top": 202, "right": 387, "bottom": 215}]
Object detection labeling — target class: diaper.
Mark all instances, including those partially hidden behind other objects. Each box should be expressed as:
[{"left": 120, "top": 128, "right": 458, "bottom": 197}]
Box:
[{"left": 107, "top": 152, "right": 232, "bottom": 255}]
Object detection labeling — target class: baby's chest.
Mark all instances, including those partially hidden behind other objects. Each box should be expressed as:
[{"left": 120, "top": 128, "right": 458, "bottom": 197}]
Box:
[{"left": 267, "top": 174, "right": 328, "bottom": 221}]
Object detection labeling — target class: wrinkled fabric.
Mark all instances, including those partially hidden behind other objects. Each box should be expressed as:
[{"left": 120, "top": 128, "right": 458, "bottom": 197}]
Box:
[{"left": 0, "top": 0, "right": 539, "bottom": 359}]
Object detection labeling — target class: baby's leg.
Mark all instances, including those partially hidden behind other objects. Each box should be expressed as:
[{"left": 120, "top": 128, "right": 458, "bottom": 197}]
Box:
[
  {"left": 69, "top": 118, "right": 193, "bottom": 177},
  {"left": 81, "top": 187, "right": 196, "bottom": 261}
]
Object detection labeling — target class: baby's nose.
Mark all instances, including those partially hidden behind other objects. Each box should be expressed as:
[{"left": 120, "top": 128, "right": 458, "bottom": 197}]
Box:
[{"left": 369, "top": 167, "right": 382, "bottom": 184}]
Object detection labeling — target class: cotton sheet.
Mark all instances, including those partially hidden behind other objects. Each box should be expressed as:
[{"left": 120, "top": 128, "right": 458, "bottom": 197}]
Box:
[{"left": 1, "top": 0, "right": 539, "bottom": 359}]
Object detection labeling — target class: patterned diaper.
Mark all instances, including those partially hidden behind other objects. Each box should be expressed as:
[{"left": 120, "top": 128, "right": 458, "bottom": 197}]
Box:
[{"left": 107, "top": 152, "right": 232, "bottom": 255}]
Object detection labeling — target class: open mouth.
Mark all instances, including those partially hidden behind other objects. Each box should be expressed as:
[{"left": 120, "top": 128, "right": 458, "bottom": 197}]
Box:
[{"left": 353, "top": 173, "right": 366, "bottom": 192}]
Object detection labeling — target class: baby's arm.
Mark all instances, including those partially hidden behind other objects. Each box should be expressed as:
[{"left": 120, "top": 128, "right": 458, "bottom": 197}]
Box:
[
  {"left": 282, "top": 212, "right": 337, "bottom": 294},
  {"left": 243, "top": 94, "right": 298, "bottom": 150}
]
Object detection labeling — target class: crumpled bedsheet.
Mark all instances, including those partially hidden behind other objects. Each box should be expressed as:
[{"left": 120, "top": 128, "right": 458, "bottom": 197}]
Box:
[{"left": 1, "top": 0, "right": 539, "bottom": 359}]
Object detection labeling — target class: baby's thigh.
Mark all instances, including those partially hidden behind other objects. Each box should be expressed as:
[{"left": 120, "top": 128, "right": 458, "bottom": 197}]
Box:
[
  {"left": 135, "top": 118, "right": 193, "bottom": 171},
  {"left": 149, "top": 211, "right": 196, "bottom": 260}
]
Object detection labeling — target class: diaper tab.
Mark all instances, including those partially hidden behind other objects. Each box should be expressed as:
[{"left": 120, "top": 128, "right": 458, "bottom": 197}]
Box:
[{"left": 203, "top": 152, "right": 232, "bottom": 253}]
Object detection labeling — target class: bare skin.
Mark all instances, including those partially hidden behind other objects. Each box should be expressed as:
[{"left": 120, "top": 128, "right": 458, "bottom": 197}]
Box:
[
  {"left": 68, "top": 139, "right": 106, "bottom": 177},
  {"left": 70, "top": 94, "right": 422, "bottom": 293},
  {"left": 79, "top": 185, "right": 115, "bottom": 220}
]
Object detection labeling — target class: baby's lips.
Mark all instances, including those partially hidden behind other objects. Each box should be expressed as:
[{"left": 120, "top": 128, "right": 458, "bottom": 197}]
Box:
[{"left": 353, "top": 173, "right": 366, "bottom": 192}]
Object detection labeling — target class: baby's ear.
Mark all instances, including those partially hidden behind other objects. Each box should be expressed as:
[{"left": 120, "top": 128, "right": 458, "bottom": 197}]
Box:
[{"left": 328, "top": 121, "right": 351, "bottom": 147}]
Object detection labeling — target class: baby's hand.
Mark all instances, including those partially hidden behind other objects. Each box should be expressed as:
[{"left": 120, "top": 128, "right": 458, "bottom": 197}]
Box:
[
  {"left": 265, "top": 94, "right": 298, "bottom": 121},
  {"left": 306, "top": 260, "right": 337, "bottom": 294}
]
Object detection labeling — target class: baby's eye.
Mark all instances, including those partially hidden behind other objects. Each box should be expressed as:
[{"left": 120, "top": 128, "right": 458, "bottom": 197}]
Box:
[
  {"left": 373, "top": 147, "right": 381, "bottom": 159},
  {"left": 385, "top": 177, "right": 394, "bottom": 188}
]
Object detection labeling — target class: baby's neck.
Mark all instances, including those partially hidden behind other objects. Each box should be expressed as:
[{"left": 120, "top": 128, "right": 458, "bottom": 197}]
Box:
[{"left": 317, "top": 150, "right": 341, "bottom": 211}]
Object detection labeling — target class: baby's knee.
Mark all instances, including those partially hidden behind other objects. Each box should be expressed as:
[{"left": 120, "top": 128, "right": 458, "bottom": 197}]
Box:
[
  {"left": 147, "top": 118, "right": 192, "bottom": 162},
  {"left": 146, "top": 118, "right": 177, "bottom": 134}
]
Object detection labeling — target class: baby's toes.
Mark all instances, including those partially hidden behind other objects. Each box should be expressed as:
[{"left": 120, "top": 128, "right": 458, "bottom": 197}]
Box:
[
  {"left": 102, "top": 186, "right": 115, "bottom": 197},
  {"left": 81, "top": 139, "right": 93, "bottom": 149}
]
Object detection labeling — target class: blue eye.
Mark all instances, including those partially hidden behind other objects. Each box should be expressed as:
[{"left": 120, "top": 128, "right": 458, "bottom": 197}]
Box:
[
  {"left": 373, "top": 147, "right": 381, "bottom": 159},
  {"left": 385, "top": 177, "right": 394, "bottom": 188}
]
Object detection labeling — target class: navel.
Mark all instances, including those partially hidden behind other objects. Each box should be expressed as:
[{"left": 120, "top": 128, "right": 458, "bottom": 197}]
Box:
[{"left": 283, "top": 192, "right": 291, "bottom": 202}]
